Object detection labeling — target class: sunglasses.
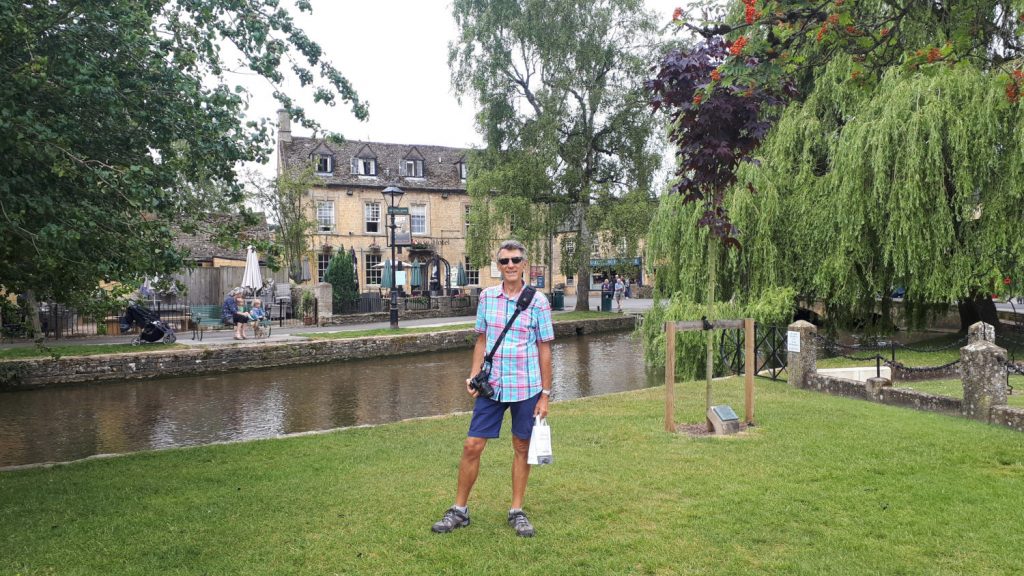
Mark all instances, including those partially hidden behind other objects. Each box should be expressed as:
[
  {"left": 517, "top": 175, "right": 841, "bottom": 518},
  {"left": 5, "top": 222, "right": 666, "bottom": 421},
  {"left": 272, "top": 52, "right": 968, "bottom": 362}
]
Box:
[{"left": 497, "top": 257, "right": 523, "bottom": 265}]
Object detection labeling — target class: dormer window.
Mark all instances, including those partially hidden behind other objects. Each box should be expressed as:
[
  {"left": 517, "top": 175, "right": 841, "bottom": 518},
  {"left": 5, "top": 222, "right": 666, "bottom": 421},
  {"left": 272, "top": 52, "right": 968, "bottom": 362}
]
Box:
[
  {"left": 351, "top": 157, "right": 377, "bottom": 176},
  {"left": 316, "top": 154, "right": 333, "bottom": 174},
  {"left": 401, "top": 159, "right": 424, "bottom": 178},
  {"left": 457, "top": 161, "right": 468, "bottom": 180}
]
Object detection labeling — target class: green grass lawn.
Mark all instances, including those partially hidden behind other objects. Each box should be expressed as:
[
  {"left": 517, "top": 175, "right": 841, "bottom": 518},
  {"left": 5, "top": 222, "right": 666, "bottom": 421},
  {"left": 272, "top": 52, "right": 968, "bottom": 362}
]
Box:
[
  {"left": 0, "top": 343, "right": 186, "bottom": 361},
  {"left": 300, "top": 313, "right": 616, "bottom": 340},
  {"left": 550, "top": 310, "right": 621, "bottom": 321},
  {"left": 817, "top": 331, "right": 1024, "bottom": 368},
  {"left": 2, "top": 377, "right": 1023, "bottom": 575},
  {"left": 301, "top": 323, "right": 475, "bottom": 340},
  {"left": 892, "top": 377, "right": 1024, "bottom": 408}
]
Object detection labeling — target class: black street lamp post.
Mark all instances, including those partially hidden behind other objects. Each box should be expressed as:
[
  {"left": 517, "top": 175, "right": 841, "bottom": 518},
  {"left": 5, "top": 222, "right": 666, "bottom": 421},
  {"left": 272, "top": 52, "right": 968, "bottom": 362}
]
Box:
[{"left": 382, "top": 186, "right": 404, "bottom": 329}]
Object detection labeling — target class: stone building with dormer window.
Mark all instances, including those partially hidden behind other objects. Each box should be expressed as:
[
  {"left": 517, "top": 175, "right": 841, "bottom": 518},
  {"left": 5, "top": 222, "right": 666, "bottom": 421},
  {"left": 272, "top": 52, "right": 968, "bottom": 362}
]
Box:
[
  {"left": 275, "top": 111, "right": 642, "bottom": 298},
  {"left": 276, "top": 110, "right": 497, "bottom": 296}
]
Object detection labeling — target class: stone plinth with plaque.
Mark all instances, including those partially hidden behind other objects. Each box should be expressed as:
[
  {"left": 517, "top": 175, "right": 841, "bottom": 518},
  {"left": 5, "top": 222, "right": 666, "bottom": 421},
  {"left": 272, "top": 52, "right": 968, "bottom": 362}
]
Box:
[{"left": 707, "top": 404, "right": 740, "bottom": 435}]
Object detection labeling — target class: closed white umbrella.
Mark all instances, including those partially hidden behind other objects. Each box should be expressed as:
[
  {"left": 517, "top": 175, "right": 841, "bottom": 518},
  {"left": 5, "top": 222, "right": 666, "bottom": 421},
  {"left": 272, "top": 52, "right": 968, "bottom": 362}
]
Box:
[{"left": 241, "top": 245, "right": 263, "bottom": 297}]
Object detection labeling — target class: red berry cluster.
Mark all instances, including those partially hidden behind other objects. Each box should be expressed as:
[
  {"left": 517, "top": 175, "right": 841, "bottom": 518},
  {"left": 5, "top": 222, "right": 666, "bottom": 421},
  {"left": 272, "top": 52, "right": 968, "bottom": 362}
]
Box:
[
  {"left": 1007, "top": 70, "right": 1023, "bottom": 104},
  {"left": 729, "top": 36, "right": 748, "bottom": 56},
  {"left": 673, "top": 6, "right": 683, "bottom": 21},
  {"left": 742, "top": 0, "right": 760, "bottom": 25},
  {"left": 817, "top": 14, "right": 840, "bottom": 42}
]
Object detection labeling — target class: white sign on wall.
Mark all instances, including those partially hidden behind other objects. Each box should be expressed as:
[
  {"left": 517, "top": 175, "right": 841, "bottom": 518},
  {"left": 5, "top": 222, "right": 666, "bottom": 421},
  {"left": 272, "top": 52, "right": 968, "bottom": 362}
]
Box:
[
  {"left": 787, "top": 330, "right": 800, "bottom": 353},
  {"left": 490, "top": 261, "right": 501, "bottom": 278}
]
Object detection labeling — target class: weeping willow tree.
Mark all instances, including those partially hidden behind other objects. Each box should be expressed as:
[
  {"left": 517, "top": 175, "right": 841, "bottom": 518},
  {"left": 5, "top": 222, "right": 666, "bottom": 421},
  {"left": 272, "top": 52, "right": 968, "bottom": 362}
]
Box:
[{"left": 648, "top": 56, "right": 1024, "bottom": 357}]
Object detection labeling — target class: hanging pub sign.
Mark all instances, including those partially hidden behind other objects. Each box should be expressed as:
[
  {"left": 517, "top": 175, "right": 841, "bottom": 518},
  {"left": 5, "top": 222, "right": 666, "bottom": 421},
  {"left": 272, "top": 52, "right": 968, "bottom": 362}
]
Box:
[{"left": 392, "top": 215, "right": 412, "bottom": 247}]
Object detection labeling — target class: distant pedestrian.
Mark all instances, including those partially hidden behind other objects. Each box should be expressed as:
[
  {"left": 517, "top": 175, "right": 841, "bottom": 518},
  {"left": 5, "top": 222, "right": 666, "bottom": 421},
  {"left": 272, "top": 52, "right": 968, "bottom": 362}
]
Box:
[{"left": 614, "top": 275, "right": 624, "bottom": 312}]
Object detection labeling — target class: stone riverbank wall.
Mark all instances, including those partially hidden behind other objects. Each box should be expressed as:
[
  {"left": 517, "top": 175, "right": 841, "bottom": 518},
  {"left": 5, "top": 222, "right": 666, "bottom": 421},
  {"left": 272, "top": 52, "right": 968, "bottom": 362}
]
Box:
[
  {"left": 787, "top": 320, "right": 1024, "bottom": 433},
  {"left": 0, "top": 316, "right": 635, "bottom": 391}
]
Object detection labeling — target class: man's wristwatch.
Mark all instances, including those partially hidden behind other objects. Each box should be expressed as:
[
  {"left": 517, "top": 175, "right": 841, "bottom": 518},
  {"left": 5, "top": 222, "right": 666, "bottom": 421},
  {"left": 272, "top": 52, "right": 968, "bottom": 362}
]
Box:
[{"left": 540, "top": 389, "right": 551, "bottom": 397}]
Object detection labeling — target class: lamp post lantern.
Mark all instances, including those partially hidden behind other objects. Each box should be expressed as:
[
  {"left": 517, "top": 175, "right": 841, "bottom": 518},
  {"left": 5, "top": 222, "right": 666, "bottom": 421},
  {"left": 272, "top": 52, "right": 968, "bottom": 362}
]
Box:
[{"left": 382, "top": 186, "right": 404, "bottom": 329}]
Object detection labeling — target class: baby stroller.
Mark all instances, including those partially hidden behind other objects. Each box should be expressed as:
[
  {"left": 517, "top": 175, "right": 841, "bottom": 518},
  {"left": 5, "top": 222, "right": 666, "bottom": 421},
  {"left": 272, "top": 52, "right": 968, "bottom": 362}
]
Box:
[{"left": 120, "top": 304, "right": 177, "bottom": 345}]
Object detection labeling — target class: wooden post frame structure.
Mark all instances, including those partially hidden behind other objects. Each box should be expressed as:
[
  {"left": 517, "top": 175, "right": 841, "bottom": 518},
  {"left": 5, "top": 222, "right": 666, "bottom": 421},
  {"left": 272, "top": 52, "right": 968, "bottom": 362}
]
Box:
[{"left": 664, "top": 318, "right": 756, "bottom": 432}]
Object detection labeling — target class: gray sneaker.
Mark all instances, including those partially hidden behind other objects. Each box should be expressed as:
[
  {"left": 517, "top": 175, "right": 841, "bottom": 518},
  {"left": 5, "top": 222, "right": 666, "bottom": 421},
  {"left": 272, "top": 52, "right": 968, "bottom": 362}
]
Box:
[
  {"left": 508, "top": 510, "right": 535, "bottom": 537},
  {"left": 431, "top": 507, "right": 470, "bottom": 533}
]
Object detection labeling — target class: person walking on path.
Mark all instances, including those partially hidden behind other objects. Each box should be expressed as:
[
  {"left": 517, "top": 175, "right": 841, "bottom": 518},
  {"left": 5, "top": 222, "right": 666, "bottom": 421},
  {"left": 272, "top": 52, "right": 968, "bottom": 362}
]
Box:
[
  {"left": 614, "top": 275, "right": 625, "bottom": 312},
  {"left": 431, "top": 239, "right": 554, "bottom": 538}
]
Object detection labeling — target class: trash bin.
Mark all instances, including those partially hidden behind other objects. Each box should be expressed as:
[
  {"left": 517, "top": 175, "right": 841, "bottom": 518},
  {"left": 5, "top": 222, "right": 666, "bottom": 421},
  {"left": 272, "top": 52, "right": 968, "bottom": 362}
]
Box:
[
  {"left": 601, "top": 291, "right": 613, "bottom": 312},
  {"left": 551, "top": 290, "right": 564, "bottom": 311}
]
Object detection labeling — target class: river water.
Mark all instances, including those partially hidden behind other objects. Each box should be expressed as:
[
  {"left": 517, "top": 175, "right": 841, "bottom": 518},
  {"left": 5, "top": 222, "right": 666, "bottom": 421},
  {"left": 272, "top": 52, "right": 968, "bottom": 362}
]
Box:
[{"left": 0, "top": 331, "right": 657, "bottom": 467}]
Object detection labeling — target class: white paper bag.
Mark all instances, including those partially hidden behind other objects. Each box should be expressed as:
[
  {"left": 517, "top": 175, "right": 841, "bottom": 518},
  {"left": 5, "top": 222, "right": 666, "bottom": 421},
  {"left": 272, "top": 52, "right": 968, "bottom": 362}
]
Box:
[{"left": 527, "top": 416, "right": 553, "bottom": 465}]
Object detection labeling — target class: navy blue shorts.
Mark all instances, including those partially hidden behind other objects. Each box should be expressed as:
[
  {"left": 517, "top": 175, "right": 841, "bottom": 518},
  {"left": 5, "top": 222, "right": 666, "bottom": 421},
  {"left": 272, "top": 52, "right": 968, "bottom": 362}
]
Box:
[{"left": 468, "top": 392, "right": 541, "bottom": 440}]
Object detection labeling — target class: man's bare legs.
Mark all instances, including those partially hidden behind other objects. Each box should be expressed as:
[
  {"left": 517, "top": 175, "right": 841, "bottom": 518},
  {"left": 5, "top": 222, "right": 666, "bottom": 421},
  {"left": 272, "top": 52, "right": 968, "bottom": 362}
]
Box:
[{"left": 455, "top": 437, "right": 488, "bottom": 507}]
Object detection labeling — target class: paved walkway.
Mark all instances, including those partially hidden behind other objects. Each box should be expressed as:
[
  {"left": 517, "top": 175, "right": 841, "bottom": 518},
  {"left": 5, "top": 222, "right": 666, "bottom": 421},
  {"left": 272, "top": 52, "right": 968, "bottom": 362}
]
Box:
[{"left": 1, "top": 295, "right": 654, "bottom": 349}]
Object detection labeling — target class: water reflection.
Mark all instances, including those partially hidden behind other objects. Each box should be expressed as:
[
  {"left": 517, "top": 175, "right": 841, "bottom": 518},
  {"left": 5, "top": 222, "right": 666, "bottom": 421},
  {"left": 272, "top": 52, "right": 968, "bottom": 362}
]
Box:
[{"left": 0, "top": 331, "right": 658, "bottom": 467}]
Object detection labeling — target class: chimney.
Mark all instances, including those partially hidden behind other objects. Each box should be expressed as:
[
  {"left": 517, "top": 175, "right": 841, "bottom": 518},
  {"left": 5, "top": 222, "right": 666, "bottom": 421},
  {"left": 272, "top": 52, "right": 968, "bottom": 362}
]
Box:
[{"left": 277, "top": 109, "right": 292, "bottom": 143}]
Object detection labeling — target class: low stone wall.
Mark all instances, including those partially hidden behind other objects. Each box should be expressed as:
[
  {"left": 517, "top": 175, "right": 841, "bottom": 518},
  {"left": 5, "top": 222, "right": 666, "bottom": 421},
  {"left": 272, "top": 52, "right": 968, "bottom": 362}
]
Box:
[
  {"left": 805, "top": 373, "right": 965, "bottom": 416},
  {"left": 880, "top": 387, "right": 962, "bottom": 415},
  {"left": 788, "top": 320, "right": 1024, "bottom": 433},
  {"left": 806, "top": 373, "right": 867, "bottom": 400},
  {"left": 0, "top": 316, "right": 635, "bottom": 390},
  {"left": 990, "top": 406, "right": 1024, "bottom": 432}
]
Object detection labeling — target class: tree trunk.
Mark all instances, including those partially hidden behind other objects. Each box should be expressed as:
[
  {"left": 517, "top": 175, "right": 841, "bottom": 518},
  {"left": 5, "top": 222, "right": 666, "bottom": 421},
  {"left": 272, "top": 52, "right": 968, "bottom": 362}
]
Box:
[
  {"left": 575, "top": 205, "right": 591, "bottom": 312},
  {"left": 957, "top": 295, "right": 1002, "bottom": 332},
  {"left": 705, "top": 240, "right": 717, "bottom": 430},
  {"left": 24, "top": 289, "right": 41, "bottom": 337}
]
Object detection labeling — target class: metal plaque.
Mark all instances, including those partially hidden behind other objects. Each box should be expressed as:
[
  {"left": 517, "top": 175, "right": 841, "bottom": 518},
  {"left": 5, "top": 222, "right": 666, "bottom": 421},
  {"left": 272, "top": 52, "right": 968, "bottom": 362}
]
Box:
[{"left": 711, "top": 405, "right": 739, "bottom": 422}]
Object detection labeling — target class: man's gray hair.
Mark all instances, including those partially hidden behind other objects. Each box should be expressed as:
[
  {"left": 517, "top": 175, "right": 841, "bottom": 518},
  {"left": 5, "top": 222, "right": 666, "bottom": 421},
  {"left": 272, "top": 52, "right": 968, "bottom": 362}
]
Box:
[{"left": 496, "top": 239, "right": 527, "bottom": 260}]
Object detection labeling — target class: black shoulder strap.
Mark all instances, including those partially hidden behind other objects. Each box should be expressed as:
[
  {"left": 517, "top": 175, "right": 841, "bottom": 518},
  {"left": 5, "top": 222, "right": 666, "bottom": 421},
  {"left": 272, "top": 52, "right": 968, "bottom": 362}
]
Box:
[{"left": 483, "top": 285, "right": 537, "bottom": 364}]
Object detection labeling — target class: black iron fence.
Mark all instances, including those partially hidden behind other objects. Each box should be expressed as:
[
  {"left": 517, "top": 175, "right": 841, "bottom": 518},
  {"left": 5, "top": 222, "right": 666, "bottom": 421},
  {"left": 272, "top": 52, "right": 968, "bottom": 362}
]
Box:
[
  {"left": 714, "top": 323, "right": 789, "bottom": 381},
  {"left": 1, "top": 299, "right": 306, "bottom": 341},
  {"left": 2, "top": 292, "right": 479, "bottom": 341}
]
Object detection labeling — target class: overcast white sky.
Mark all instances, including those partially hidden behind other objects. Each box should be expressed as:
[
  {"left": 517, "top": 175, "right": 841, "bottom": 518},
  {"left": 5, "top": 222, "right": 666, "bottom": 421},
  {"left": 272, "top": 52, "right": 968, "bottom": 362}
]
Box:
[{"left": 230, "top": 0, "right": 682, "bottom": 174}]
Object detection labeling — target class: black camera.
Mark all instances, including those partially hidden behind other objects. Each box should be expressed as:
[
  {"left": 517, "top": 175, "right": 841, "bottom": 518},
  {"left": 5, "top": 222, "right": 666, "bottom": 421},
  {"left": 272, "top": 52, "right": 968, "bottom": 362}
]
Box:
[{"left": 469, "top": 365, "right": 495, "bottom": 398}]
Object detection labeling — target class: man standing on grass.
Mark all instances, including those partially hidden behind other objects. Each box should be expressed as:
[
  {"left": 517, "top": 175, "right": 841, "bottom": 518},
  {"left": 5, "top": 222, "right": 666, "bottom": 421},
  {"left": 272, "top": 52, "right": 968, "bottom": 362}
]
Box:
[{"left": 431, "top": 239, "right": 554, "bottom": 538}]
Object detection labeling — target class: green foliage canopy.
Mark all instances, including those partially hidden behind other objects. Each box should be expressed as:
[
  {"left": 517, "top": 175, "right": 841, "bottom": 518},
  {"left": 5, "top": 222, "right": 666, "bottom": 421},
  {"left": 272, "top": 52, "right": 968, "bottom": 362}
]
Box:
[
  {"left": 649, "top": 55, "right": 1024, "bottom": 329},
  {"left": 247, "top": 164, "right": 319, "bottom": 283},
  {"left": 450, "top": 0, "right": 663, "bottom": 309},
  {"left": 0, "top": 0, "right": 365, "bottom": 304}
]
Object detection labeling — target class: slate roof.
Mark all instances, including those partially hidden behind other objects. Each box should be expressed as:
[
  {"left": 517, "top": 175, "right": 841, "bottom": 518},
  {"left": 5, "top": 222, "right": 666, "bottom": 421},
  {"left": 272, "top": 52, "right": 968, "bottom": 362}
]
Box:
[
  {"left": 173, "top": 215, "right": 272, "bottom": 263},
  {"left": 280, "top": 136, "right": 470, "bottom": 192}
]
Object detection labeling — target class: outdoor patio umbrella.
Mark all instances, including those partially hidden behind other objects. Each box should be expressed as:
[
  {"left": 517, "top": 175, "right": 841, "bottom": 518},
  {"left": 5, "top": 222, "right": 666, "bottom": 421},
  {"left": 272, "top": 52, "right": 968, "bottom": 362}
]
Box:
[
  {"left": 381, "top": 259, "right": 394, "bottom": 289},
  {"left": 455, "top": 262, "right": 467, "bottom": 287},
  {"left": 241, "top": 245, "right": 263, "bottom": 297},
  {"left": 409, "top": 258, "right": 423, "bottom": 287}
]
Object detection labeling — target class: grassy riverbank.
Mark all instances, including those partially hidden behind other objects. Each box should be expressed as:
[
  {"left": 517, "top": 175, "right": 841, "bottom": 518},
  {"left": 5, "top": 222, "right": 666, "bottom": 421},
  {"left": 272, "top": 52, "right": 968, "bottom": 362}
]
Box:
[
  {"left": 3, "top": 377, "right": 1023, "bottom": 575},
  {"left": 0, "top": 343, "right": 187, "bottom": 360}
]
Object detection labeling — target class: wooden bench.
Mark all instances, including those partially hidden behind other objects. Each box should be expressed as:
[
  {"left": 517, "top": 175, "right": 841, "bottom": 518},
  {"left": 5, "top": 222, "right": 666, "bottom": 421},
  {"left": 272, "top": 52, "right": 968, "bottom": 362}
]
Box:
[{"left": 190, "top": 305, "right": 227, "bottom": 341}]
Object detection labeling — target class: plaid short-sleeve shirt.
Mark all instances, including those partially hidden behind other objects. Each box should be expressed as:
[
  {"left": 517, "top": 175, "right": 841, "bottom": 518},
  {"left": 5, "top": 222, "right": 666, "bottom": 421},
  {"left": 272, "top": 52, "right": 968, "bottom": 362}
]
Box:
[{"left": 474, "top": 284, "right": 555, "bottom": 402}]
